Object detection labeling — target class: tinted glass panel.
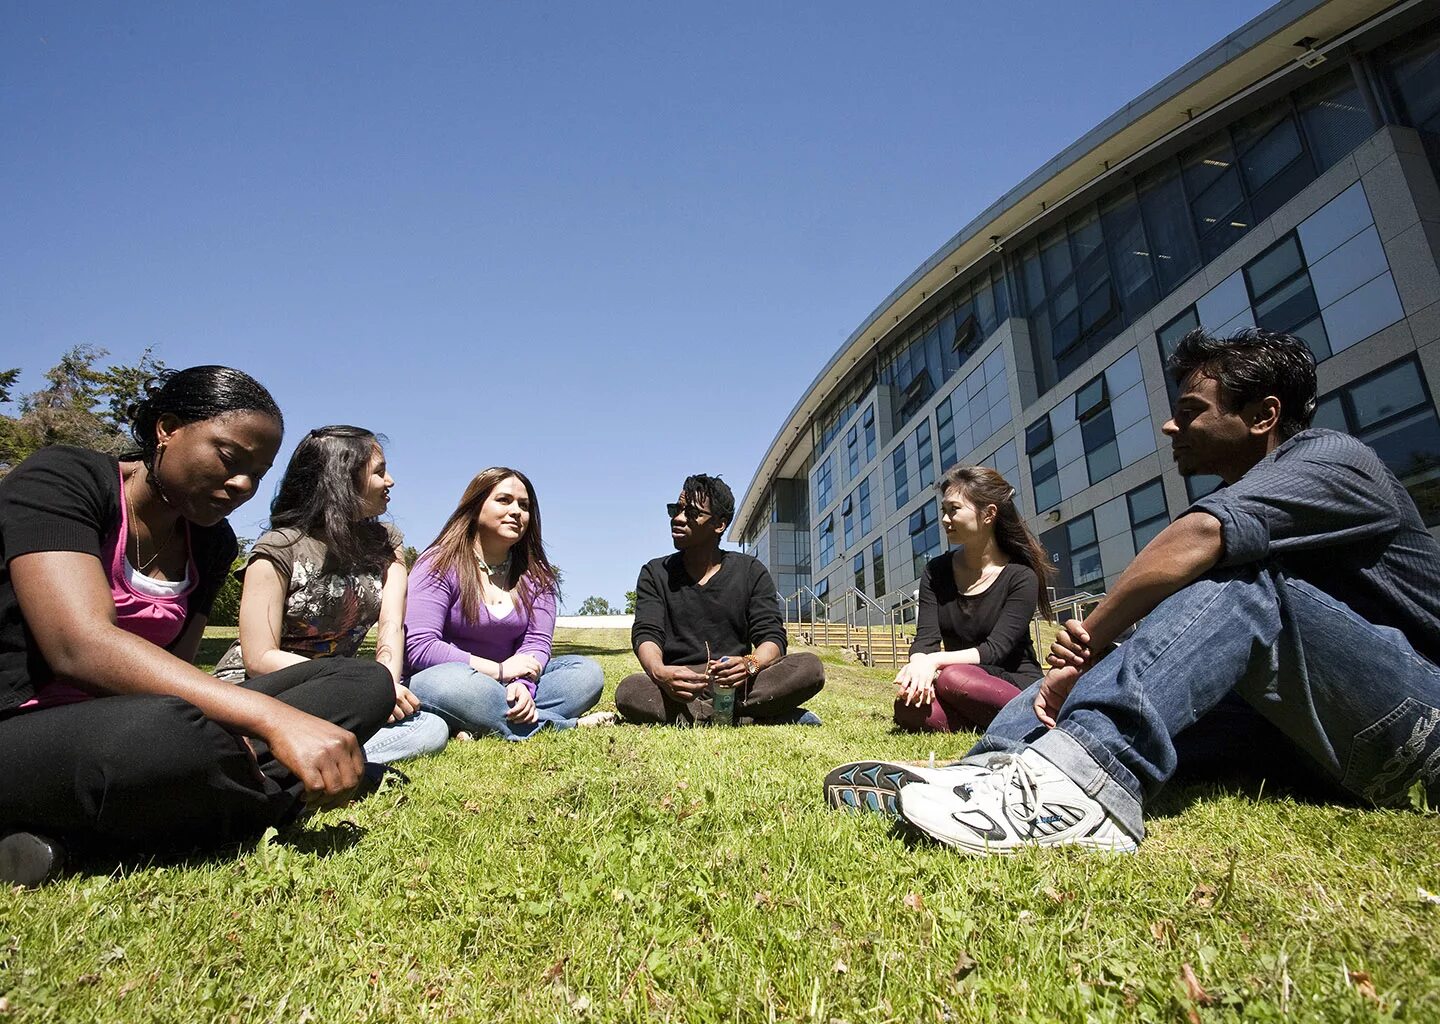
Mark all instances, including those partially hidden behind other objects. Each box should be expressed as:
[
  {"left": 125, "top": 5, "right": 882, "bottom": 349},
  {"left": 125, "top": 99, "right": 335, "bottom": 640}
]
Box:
[
  {"left": 1128, "top": 480, "right": 1167, "bottom": 523},
  {"left": 1137, "top": 167, "right": 1201, "bottom": 293},
  {"left": 1349, "top": 361, "right": 1427, "bottom": 427},
  {"left": 1297, "top": 69, "right": 1374, "bottom": 170},
  {"left": 1087, "top": 440, "right": 1121, "bottom": 482},
  {"left": 1157, "top": 307, "right": 1200, "bottom": 359},
  {"left": 1254, "top": 275, "right": 1320, "bottom": 334},
  {"left": 1076, "top": 376, "right": 1108, "bottom": 420},
  {"left": 1067, "top": 515, "right": 1097, "bottom": 549},
  {"left": 1312, "top": 394, "right": 1347, "bottom": 432},
  {"left": 1236, "top": 108, "right": 1305, "bottom": 193},
  {"left": 1245, "top": 236, "right": 1305, "bottom": 299}
]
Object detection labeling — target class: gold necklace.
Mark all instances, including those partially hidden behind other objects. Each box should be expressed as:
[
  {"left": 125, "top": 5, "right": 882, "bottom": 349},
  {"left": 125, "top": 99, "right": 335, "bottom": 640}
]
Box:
[{"left": 125, "top": 470, "right": 180, "bottom": 577}]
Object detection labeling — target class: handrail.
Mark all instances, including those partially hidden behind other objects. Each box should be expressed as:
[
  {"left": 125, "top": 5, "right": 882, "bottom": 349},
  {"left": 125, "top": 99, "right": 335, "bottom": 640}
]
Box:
[{"left": 834, "top": 585, "right": 887, "bottom": 662}]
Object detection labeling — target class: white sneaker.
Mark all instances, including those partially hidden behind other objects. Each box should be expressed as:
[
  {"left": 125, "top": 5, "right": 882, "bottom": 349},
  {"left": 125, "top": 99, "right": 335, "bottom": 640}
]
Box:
[
  {"left": 823, "top": 758, "right": 996, "bottom": 816},
  {"left": 897, "top": 748, "right": 1137, "bottom": 855}
]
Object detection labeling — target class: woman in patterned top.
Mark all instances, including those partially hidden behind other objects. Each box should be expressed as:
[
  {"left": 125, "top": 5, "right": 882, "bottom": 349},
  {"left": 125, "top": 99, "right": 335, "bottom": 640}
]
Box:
[{"left": 216, "top": 426, "right": 447, "bottom": 763}]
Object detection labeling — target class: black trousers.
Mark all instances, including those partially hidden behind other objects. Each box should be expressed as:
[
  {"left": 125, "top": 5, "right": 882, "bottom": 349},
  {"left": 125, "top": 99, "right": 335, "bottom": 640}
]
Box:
[
  {"left": 615, "top": 652, "right": 825, "bottom": 725},
  {"left": 0, "top": 659, "right": 393, "bottom": 849}
]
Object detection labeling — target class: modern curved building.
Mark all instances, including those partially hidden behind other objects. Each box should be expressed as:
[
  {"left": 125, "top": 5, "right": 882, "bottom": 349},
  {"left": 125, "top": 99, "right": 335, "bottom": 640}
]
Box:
[{"left": 734, "top": 0, "right": 1440, "bottom": 617}]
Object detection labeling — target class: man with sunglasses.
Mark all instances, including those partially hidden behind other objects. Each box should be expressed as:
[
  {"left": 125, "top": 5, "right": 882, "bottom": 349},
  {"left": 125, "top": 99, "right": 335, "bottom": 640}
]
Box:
[{"left": 616, "top": 473, "right": 825, "bottom": 726}]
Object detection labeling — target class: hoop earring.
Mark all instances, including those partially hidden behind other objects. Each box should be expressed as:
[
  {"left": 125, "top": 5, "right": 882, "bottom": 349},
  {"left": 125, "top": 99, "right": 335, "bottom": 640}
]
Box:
[{"left": 149, "top": 443, "right": 175, "bottom": 508}]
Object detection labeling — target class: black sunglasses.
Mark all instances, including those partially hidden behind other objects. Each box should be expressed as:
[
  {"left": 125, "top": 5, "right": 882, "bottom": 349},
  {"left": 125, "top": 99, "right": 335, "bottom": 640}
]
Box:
[{"left": 667, "top": 502, "right": 713, "bottom": 521}]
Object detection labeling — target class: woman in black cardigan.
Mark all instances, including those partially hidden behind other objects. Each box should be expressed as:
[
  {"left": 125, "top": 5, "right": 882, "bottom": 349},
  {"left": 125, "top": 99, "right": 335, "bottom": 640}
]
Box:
[{"left": 893, "top": 465, "right": 1055, "bottom": 732}]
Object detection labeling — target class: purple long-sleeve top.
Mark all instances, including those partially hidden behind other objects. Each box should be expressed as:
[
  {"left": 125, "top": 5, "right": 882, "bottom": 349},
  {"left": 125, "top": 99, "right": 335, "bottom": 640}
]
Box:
[{"left": 404, "top": 556, "right": 556, "bottom": 698}]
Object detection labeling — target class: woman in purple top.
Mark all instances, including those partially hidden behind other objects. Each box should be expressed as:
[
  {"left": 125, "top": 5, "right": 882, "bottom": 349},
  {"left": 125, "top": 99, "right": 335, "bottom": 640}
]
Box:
[{"left": 405, "top": 467, "right": 609, "bottom": 740}]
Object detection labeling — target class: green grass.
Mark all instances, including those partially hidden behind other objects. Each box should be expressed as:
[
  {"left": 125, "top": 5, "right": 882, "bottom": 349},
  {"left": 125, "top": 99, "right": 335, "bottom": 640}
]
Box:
[{"left": 3, "top": 628, "right": 1438, "bottom": 1022}]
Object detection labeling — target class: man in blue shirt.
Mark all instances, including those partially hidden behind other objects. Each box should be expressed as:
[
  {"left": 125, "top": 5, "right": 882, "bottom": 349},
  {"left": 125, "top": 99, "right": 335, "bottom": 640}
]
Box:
[{"left": 893, "top": 327, "right": 1440, "bottom": 854}]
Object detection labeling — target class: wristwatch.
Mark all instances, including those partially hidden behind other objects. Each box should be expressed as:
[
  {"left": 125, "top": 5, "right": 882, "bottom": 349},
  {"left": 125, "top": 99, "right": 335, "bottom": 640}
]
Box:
[{"left": 743, "top": 655, "right": 760, "bottom": 678}]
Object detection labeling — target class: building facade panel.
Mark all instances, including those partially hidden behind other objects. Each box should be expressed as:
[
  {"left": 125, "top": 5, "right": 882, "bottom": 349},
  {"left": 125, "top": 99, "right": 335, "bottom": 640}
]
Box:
[{"left": 737, "top": 3, "right": 1440, "bottom": 618}]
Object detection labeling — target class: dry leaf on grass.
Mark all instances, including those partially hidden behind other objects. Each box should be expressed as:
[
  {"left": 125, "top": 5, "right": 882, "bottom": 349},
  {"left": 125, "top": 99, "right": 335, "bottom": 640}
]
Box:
[
  {"left": 753, "top": 890, "right": 773, "bottom": 908},
  {"left": 952, "top": 951, "right": 977, "bottom": 980},
  {"left": 1180, "top": 963, "right": 1213, "bottom": 1005},
  {"left": 1348, "top": 970, "right": 1380, "bottom": 1006},
  {"left": 541, "top": 958, "right": 567, "bottom": 983},
  {"left": 1188, "top": 883, "right": 1218, "bottom": 908},
  {"left": 1042, "top": 886, "right": 1074, "bottom": 904},
  {"left": 903, "top": 891, "right": 925, "bottom": 911},
  {"left": 462, "top": 800, "right": 483, "bottom": 814},
  {"left": 1149, "top": 919, "right": 1175, "bottom": 945},
  {"left": 832, "top": 959, "right": 848, "bottom": 975}
]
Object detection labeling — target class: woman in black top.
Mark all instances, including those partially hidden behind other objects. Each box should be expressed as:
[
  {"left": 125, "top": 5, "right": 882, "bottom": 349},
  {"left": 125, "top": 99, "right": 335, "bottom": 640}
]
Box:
[
  {"left": 0, "top": 367, "right": 393, "bottom": 886},
  {"left": 893, "top": 465, "right": 1055, "bottom": 732}
]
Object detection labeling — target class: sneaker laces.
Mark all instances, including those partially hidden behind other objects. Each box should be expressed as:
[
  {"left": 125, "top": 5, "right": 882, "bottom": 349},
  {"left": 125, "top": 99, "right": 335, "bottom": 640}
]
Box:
[{"left": 970, "top": 753, "right": 1044, "bottom": 825}]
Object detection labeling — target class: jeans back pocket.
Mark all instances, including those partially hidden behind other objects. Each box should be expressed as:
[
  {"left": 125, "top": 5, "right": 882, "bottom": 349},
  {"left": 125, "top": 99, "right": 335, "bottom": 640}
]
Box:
[{"left": 1343, "top": 697, "right": 1440, "bottom": 806}]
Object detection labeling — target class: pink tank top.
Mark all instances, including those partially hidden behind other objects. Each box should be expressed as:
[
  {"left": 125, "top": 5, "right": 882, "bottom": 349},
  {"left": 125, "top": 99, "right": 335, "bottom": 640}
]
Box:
[{"left": 23, "top": 466, "right": 197, "bottom": 710}]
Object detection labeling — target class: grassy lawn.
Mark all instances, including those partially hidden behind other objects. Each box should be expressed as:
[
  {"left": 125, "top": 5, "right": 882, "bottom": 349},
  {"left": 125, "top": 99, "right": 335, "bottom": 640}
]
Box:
[{"left": 3, "top": 627, "right": 1438, "bottom": 1022}]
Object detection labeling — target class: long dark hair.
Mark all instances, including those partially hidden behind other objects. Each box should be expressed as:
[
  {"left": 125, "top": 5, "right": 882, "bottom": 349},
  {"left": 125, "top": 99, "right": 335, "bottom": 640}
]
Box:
[
  {"left": 937, "top": 465, "right": 1055, "bottom": 619},
  {"left": 268, "top": 426, "right": 392, "bottom": 572},
  {"left": 128, "top": 365, "right": 283, "bottom": 468},
  {"left": 420, "top": 467, "right": 559, "bottom": 621}
]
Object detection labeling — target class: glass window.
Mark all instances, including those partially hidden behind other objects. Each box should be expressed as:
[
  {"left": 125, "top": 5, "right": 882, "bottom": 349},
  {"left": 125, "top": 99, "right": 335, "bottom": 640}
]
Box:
[
  {"left": 1157, "top": 307, "right": 1199, "bottom": 362},
  {"left": 863, "top": 408, "right": 877, "bottom": 462},
  {"left": 1296, "top": 67, "right": 1375, "bottom": 171},
  {"left": 858, "top": 477, "right": 873, "bottom": 536},
  {"left": 1182, "top": 134, "right": 1252, "bottom": 263},
  {"left": 908, "top": 500, "right": 942, "bottom": 579},
  {"left": 1076, "top": 374, "right": 1109, "bottom": 421},
  {"left": 1382, "top": 27, "right": 1440, "bottom": 134},
  {"left": 1026, "top": 417, "right": 1053, "bottom": 454},
  {"left": 1126, "top": 479, "right": 1170, "bottom": 552},
  {"left": 1324, "top": 357, "right": 1440, "bottom": 526},
  {"left": 1100, "top": 189, "right": 1159, "bottom": 320},
  {"left": 818, "top": 514, "right": 836, "bottom": 568},
  {"left": 1067, "top": 513, "right": 1103, "bottom": 587},
  {"left": 892, "top": 446, "right": 910, "bottom": 508},
  {"left": 1349, "top": 361, "right": 1428, "bottom": 428},
  {"left": 936, "top": 394, "right": 957, "bottom": 471},
  {"left": 812, "top": 457, "right": 834, "bottom": 515},
  {"left": 845, "top": 426, "right": 860, "bottom": 479},
  {"left": 853, "top": 552, "right": 865, "bottom": 594},
  {"left": 871, "top": 538, "right": 886, "bottom": 598},
  {"left": 915, "top": 421, "right": 935, "bottom": 489},
  {"left": 1244, "top": 236, "right": 1304, "bottom": 299},
  {"left": 1137, "top": 165, "right": 1201, "bottom": 295}
]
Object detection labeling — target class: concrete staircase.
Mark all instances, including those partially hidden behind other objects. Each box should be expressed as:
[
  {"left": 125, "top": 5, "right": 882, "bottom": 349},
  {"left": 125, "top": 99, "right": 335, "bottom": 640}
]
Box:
[{"left": 788, "top": 619, "right": 1064, "bottom": 671}]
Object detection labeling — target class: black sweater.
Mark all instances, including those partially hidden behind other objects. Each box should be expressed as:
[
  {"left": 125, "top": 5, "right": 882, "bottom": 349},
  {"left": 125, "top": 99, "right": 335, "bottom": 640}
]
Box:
[
  {"left": 631, "top": 551, "right": 787, "bottom": 667},
  {"left": 0, "top": 446, "right": 236, "bottom": 713},
  {"left": 909, "top": 556, "right": 1042, "bottom": 684}
]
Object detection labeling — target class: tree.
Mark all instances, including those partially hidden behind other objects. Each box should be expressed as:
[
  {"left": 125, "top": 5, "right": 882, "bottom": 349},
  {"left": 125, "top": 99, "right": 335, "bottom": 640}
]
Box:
[
  {"left": 0, "top": 346, "right": 165, "bottom": 476},
  {"left": 576, "top": 595, "right": 618, "bottom": 616},
  {"left": 401, "top": 545, "right": 420, "bottom": 569},
  {"left": 624, "top": 590, "right": 637, "bottom": 615},
  {"left": 207, "top": 537, "right": 253, "bottom": 627}
]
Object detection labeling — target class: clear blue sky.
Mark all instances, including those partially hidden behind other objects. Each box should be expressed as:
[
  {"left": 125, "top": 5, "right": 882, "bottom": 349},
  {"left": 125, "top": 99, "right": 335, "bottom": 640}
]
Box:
[{"left": 2, "top": 1, "right": 1270, "bottom": 609}]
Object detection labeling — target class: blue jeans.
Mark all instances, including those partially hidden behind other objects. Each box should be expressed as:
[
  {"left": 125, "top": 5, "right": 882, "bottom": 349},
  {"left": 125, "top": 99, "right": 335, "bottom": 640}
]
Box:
[
  {"left": 361, "top": 709, "right": 450, "bottom": 764},
  {"left": 970, "top": 565, "right": 1440, "bottom": 840},
  {"left": 408, "top": 654, "right": 604, "bottom": 741}
]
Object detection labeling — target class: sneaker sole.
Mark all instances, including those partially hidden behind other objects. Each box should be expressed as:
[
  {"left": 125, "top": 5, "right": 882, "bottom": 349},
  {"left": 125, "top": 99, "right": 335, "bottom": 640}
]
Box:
[{"left": 823, "top": 761, "right": 935, "bottom": 816}]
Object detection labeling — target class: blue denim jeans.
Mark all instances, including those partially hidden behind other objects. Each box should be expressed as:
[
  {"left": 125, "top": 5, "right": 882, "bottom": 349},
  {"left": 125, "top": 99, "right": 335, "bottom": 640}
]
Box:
[
  {"left": 408, "top": 654, "right": 605, "bottom": 741},
  {"left": 969, "top": 564, "right": 1440, "bottom": 840},
  {"left": 361, "top": 709, "right": 450, "bottom": 764}
]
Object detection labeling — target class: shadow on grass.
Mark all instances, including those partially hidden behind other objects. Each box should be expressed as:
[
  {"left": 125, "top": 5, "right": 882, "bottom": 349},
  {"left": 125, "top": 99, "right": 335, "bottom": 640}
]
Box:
[
  {"left": 65, "top": 816, "right": 370, "bottom": 883},
  {"left": 552, "top": 638, "right": 632, "bottom": 657}
]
